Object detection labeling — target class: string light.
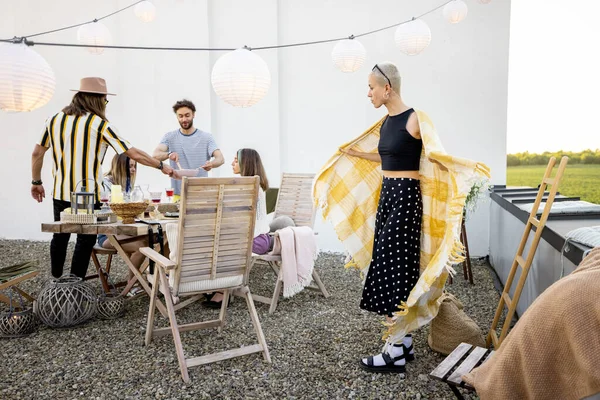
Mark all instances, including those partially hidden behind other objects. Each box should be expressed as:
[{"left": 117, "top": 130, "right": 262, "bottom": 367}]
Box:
[
  {"left": 134, "top": 1, "right": 156, "bottom": 23},
  {"left": 331, "top": 38, "right": 366, "bottom": 73},
  {"left": 0, "top": 42, "right": 55, "bottom": 112},
  {"left": 76, "top": 22, "right": 112, "bottom": 55},
  {"left": 211, "top": 47, "right": 271, "bottom": 107},
  {"left": 443, "top": 0, "right": 468, "bottom": 24},
  {"left": 2, "top": 0, "right": 455, "bottom": 55},
  {"left": 395, "top": 19, "right": 432, "bottom": 56}
]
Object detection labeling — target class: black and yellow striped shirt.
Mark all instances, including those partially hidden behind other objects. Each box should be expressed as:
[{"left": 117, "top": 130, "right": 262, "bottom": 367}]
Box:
[{"left": 38, "top": 112, "right": 131, "bottom": 202}]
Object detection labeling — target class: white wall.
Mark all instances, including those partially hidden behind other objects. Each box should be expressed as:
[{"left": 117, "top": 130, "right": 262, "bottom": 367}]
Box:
[{"left": 0, "top": 0, "right": 510, "bottom": 256}]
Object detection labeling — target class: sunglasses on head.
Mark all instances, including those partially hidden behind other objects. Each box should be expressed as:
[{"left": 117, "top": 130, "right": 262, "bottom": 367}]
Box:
[{"left": 372, "top": 64, "right": 392, "bottom": 88}]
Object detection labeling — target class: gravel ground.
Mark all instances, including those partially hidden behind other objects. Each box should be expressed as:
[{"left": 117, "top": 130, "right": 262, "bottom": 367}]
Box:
[{"left": 0, "top": 239, "right": 501, "bottom": 400}]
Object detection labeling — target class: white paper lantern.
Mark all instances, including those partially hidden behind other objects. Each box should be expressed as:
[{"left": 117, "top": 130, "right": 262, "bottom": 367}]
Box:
[
  {"left": 477, "top": 0, "right": 492, "bottom": 3},
  {"left": 211, "top": 48, "right": 271, "bottom": 108},
  {"left": 77, "top": 22, "right": 112, "bottom": 55},
  {"left": 331, "top": 38, "right": 366, "bottom": 73},
  {"left": 394, "top": 19, "right": 431, "bottom": 56},
  {"left": 443, "top": 0, "right": 468, "bottom": 24},
  {"left": 134, "top": 1, "right": 156, "bottom": 23},
  {"left": 0, "top": 43, "right": 56, "bottom": 112}
]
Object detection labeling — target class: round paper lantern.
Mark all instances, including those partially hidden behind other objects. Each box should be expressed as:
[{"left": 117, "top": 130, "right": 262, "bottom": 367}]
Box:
[
  {"left": 477, "top": 0, "right": 492, "bottom": 3},
  {"left": 77, "top": 22, "right": 112, "bottom": 55},
  {"left": 211, "top": 48, "right": 271, "bottom": 108},
  {"left": 331, "top": 38, "right": 366, "bottom": 73},
  {"left": 394, "top": 19, "right": 431, "bottom": 56},
  {"left": 443, "top": 0, "right": 468, "bottom": 24},
  {"left": 0, "top": 43, "right": 55, "bottom": 112},
  {"left": 134, "top": 1, "right": 156, "bottom": 23}
]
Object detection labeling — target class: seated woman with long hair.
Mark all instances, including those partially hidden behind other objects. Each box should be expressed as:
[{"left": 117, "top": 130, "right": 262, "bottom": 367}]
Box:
[
  {"left": 98, "top": 153, "right": 148, "bottom": 279},
  {"left": 204, "top": 148, "right": 271, "bottom": 308}
]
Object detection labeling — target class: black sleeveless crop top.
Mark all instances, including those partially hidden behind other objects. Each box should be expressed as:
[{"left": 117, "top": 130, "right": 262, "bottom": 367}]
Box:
[{"left": 378, "top": 108, "right": 422, "bottom": 171}]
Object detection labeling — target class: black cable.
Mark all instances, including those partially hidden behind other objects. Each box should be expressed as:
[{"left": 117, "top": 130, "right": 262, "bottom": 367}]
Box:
[
  {"left": 0, "top": 38, "right": 235, "bottom": 52},
  {"left": 2, "top": 0, "right": 454, "bottom": 53},
  {"left": 13, "top": 0, "right": 145, "bottom": 40}
]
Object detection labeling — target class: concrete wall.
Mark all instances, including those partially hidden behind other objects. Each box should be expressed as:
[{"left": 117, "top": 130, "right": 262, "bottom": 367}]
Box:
[{"left": 0, "top": 0, "right": 511, "bottom": 255}]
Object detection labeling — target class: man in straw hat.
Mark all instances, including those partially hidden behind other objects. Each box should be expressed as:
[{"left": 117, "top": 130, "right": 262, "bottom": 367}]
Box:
[{"left": 30, "top": 77, "right": 175, "bottom": 279}]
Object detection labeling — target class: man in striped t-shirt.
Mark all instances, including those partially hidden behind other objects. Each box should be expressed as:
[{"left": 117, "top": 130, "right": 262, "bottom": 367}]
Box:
[
  {"left": 153, "top": 99, "right": 224, "bottom": 197},
  {"left": 31, "top": 77, "right": 174, "bottom": 279}
]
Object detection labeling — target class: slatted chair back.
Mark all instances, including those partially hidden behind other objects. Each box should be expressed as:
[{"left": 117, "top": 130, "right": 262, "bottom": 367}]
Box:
[
  {"left": 273, "top": 173, "right": 316, "bottom": 228},
  {"left": 171, "top": 176, "right": 259, "bottom": 296}
]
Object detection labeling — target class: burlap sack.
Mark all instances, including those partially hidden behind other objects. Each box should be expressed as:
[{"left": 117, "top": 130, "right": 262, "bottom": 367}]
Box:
[{"left": 428, "top": 292, "right": 486, "bottom": 355}]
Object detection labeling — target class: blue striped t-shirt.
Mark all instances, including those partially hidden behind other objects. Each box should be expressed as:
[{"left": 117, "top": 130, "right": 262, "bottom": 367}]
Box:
[{"left": 159, "top": 129, "right": 219, "bottom": 195}]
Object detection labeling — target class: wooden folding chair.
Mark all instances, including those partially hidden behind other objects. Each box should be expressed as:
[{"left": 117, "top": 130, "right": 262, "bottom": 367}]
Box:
[
  {"left": 429, "top": 156, "right": 569, "bottom": 399},
  {"left": 0, "top": 261, "right": 39, "bottom": 308},
  {"left": 140, "top": 176, "right": 271, "bottom": 383},
  {"left": 251, "top": 173, "right": 330, "bottom": 314}
]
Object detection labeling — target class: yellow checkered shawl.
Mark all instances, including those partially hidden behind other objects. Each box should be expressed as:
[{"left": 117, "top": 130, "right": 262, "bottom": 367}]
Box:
[{"left": 313, "top": 110, "right": 490, "bottom": 342}]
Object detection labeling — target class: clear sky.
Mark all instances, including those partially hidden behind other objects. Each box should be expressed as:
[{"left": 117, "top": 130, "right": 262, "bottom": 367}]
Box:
[{"left": 507, "top": 0, "right": 600, "bottom": 154}]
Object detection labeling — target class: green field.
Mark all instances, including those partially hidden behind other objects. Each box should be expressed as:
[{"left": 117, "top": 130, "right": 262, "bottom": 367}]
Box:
[{"left": 507, "top": 164, "right": 600, "bottom": 204}]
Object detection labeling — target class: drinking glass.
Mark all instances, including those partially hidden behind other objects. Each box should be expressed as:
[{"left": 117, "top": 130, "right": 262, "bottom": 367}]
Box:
[
  {"left": 165, "top": 187, "right": 174, "bottom": 203},
  {"left": 100, "top": 189, "right": 111, "bottom": 212},
  {"left": 149, "top": 190, "right": 162, "bottom": 217}
]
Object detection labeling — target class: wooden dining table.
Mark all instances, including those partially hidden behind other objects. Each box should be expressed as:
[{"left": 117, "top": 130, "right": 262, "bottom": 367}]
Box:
[{"left": 41, "top": 219, "right": 178, "bottom": 317}]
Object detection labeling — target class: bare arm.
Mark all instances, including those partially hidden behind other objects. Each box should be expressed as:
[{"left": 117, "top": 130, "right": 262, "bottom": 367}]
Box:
[
  {"left": 32, "top": 144, "right": 48, "bottom": 181},
  {"left": 201, "top": 149, "right": 225, "bottom": 171},
  {"left": 125, "top": 147, "right": 174, "bottom": 176},
  {"left": 31, "top": 144, "right": 49, "bottom": 202},
  {"left": 211, "top": 149, "right": 225, "bottom": 168},
  {"left": 153, "top": 143, "right": 169, "bottom": 161},
  {"left": 340, "top": 148, "right": 381, "bottom": 163}
]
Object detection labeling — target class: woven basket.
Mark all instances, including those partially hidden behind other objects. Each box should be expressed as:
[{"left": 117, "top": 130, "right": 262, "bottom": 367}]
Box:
[
  {"left": 60, "top": 212, "right": 97, "bottom": 224},
  {"left": 34, "top": 276, "right": 96, "bottom": 328},
  {"left": 60, "top": 211, "right": 117, "bottom": 224},
  {"left": 110, "top": 202, "right": 148, "bottom": 224},
  {"left": 428, "top": 292, "right": 485, "bottom": 355},
  {"left": 96, "top": 293, "right": 126, "bottom": 319},
  {"left": 0, "top": 308, "right": 38, "bottom": 338}
]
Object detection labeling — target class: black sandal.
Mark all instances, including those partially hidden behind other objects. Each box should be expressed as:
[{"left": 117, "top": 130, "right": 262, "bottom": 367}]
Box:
[
  {"left": 358, "top": 352, "right": 406, "bottom": 373},
  {"left": 403, "top": 343, "right": 415, "bottom": 362}
]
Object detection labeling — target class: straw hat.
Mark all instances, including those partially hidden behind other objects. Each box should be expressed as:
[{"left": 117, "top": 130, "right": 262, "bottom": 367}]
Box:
[{"left": 70, "top": 77, "right": 116, "bottom": 96}]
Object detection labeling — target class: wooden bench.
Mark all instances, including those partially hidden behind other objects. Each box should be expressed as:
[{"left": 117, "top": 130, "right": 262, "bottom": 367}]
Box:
[{"left": 429, "top": 343, "right": 494, "bottom": 400}]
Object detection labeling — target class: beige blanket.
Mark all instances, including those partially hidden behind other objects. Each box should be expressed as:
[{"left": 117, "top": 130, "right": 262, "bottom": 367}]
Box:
[
  {"left": 463, "top": 247, "right": 600, "bottom": 400},
  {"left": 271, "top": 226, "right": 317, "bottom": 297}
]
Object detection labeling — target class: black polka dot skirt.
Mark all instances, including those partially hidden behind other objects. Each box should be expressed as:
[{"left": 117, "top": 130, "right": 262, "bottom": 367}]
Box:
[{"left": 360, "top": 177, "right": 423, "bottom": 317}]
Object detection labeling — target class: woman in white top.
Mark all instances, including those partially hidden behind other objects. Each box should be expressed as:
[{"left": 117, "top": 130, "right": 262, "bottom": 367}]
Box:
[{"left": 204, "top": 148, "right": 271, "bottom": 308}]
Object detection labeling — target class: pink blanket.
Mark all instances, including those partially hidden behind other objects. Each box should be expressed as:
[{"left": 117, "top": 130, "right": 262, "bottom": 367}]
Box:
[{"left": 271, "top": 226, "right": 318, "bottom": 297}]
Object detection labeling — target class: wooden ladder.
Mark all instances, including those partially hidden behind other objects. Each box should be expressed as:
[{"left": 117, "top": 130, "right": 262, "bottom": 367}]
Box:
[{"left": 487, "top": 156, "right": 569, "bottom": 348}]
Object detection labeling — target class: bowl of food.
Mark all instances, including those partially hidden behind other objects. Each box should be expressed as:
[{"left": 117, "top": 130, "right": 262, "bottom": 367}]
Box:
[
  {"left": 109, "top": 202, "right": 148, "bottom": 224},
  {"left": 158, "top": 203, "right": 179, "bottom": 214},
  {"left": 176, "top": 169, "right": 200, "bottom": 178}
]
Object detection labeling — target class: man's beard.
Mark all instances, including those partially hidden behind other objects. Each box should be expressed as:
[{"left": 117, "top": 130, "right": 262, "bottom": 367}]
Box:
[{"left": 179, "top": 119, "right": 193, "bottom": 130}]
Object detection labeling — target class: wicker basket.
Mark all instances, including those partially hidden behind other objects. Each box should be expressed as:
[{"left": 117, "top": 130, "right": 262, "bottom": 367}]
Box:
[
  {"left": 34, "top": 276, "right": 96, "bottom": 328},
  {"left": 60, "top": 211, "right": 117, "bottom": 224},
  {"left": 0, "top": 308, "right": 38, "bottom": 338},
  {"left": 110, "top": 202, "right": 148, "bottom": 224},
  {"left": 96, "top": 293, "right": 126, "bottom": 319}
]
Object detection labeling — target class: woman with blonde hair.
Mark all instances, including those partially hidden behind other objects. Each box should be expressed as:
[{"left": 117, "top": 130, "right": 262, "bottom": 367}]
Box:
[
  {"left": 98, "top": 153, "right": 147, "bottom": 280},
  {"left": 341, "top": 62, "right": 422, "bottom": 373}
]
